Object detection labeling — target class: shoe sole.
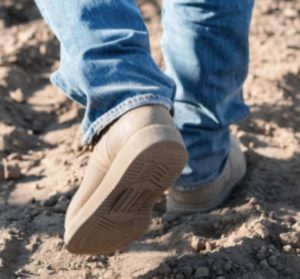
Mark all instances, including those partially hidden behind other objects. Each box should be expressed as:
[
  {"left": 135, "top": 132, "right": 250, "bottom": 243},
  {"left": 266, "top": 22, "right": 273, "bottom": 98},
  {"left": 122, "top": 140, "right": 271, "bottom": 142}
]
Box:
[{"left": 64, "top": 125, "right": 187, "bottom": 254}]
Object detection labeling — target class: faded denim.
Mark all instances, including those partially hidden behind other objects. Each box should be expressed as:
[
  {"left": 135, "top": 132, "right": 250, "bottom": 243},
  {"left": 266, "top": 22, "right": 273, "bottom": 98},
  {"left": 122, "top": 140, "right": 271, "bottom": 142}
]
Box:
[{"left": 34, "top": 0, "right": 254, "bottom": 188}]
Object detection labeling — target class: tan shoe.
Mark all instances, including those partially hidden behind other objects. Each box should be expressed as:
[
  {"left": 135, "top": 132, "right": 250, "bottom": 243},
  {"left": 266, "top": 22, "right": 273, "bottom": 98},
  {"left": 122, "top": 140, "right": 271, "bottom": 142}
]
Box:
[
  {"left": 167, "top": 135, "right": 246, "bottom": 213},
  {"left": 64, "top": 105, "right": 187, "bottom": 254}
]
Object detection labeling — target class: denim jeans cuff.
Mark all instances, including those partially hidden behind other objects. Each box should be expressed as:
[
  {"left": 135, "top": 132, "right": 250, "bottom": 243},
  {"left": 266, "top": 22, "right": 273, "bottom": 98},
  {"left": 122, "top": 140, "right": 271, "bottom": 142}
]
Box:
[{"left": 82, "top": 94, "right": 173, "bottom": 145}]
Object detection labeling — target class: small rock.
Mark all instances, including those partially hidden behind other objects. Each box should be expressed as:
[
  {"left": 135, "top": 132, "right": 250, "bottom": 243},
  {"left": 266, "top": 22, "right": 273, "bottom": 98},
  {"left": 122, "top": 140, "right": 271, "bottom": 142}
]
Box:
[
  {"left": 9, "top": 89, "right": 25, "bottom": 103},
  {"left": 280, "top": 231, "right": 300, "bottom": 248},
  {"left": 283, "top": 245, "right": 294, "bottom": 253},
  {"left": 18, "top": 26, "right": 37, "bottom": 42},
  {"left": 46, "top": 264, "right": 53, "bottom": 270},
  {"left": 4, "top": 163, "right": 22, "bottom": 180},
  {"left": 194, "top": 266, "right": 210, "bottom": 278},
  {"left": 285, "top": 216, "right": 296, "bottom": 226},
  {"left": 283, "top": 8, "right": 298, "bottom": 19},
  {"left": 58, "top": 194, "right": 69, "bottom": 203},
  {"left": 268, "top": 246, "right": 276, "bottom": 255},
  {"left": 30, "top": 197, "right": 36, "bottom": 204},
  {"left": 246, "top": 263, "right": 254, "bottom": 271},
  {"left": 181, "top": 265, "right": 193, "bottom": 277},
  {"left": 163, "top": 213, "right": 178, "bottom": 223},
  {"left": 158, "top": 262, "right": 171, "bottom": 276},
  {"left": 284, "top": 268, "right": 293, "bottom": 275},
  {"left": 268, "top": 211, "right": 276, "bottom": 219},
  {"left": 7, "top": 153, "right": 22, "bottom": 160},
  {"left": 54, "top": 239, "right": 64, "bottom": 249},
  {"left": 223, "top": 261, "right": 232, "bottom": 272},
  {"left": 256, "top": 247, "right": 267, "bottom": 260},
  {"left": 43, "top": 194, "right": 59, "bottom": 207},
  {"left": 86, "top": 255, "right": 99, "bottom": 262},
  {"left": 254, "top": 223, "right": 269, "bottom": 239},
  {"left": 166, "top": 258, "right": 177, "bottom": 268},
  {"left": 0, "top": 163, "right": 4, "bottom": 181},
  {"left": 103, "top": 269, "right": 117, "bottom": 279},
  {"left": 268, "top": 255, "right": 277, "bottom": 267},
  {"left": 175, "top": 273, "right": 185, "bottom": 279},
  {"left": 35, "top": 183, "right": 44, "bottom": 190},
  {"left": 205, "top": 241, "right": 216, "bottom": 251},
  {"left": 191, "top": 236, "right": 206, "bottom": 252},
  {"left": 259, "top": 260, "right": 269, "bottom": 269},
  {"left": 269, "top": 268, "right": 278, "bottom": 278},
  {"left": 53, "top": 201, "right": 68, "bottom": 213}
]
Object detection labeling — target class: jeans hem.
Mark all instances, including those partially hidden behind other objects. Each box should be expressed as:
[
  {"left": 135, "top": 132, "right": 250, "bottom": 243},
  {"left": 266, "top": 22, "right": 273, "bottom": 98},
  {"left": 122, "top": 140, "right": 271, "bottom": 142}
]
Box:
[{"left": 82, "top": 94, "right": 173, "bottom": 145}]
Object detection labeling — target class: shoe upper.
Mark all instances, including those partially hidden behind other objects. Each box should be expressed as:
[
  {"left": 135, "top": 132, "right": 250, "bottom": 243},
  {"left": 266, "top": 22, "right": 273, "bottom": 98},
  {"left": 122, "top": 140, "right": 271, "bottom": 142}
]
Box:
[
  {"left": 167, "top": 135, "right": 246, "bottom": 213},
  {"left": 65, "top": 105, "right": 179, "bottom": 226}
]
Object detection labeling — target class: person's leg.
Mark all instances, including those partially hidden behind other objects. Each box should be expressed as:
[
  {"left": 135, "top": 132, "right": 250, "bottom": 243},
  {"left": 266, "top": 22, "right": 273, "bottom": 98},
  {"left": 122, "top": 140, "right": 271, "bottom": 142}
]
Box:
[
  {"left": 34, "top": 0, "right": 176, "bottom": 144},
  {"left": 34, "top": 0, "right": 187, "bottom": 254},
  {"left": 162, "top": 0, "right": 254, "bottom": 189}
]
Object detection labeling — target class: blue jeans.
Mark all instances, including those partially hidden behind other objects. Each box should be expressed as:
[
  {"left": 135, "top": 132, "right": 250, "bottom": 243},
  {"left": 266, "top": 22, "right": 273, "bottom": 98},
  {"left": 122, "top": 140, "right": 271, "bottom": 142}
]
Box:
[{"left": 34, "top": 0, "right": 254, "bottom": 188}]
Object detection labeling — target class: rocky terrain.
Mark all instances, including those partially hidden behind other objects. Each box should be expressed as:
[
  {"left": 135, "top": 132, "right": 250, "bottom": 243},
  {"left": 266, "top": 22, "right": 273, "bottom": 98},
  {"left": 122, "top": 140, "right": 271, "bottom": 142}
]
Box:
[{"left": 0, "top": 0, "right": 299, "bottom": 278}]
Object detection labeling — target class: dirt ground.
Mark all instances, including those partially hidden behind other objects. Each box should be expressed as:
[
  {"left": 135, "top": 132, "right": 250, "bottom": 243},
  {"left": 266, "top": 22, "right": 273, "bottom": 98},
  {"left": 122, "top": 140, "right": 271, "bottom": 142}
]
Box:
[{"left": 0, "top": 0, "right": 299, "bottom": 278}]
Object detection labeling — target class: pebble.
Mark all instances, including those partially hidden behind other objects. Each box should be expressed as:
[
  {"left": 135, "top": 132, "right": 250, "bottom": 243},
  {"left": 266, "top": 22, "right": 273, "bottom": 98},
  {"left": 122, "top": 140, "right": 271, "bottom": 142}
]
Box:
[
  {"left": 181, "top": 265, "right": 193, "bottom": 277},
  {"left": 0, "top": 163, "right": 4, "bottom": 181},
  {"left": 7, "top": 153, "right": 22, "bottom": 160},
  {"left": 246, "top": 262, "right": 254, "bottom": 271},
  {"left": 283, "top": 8, "right": 298, "bottom": 19},
  {"left": 205, "top": 241, "right": 216, "bottom": 251},
  {"left": 82, "top": 269, "right": 92, "bottom": 278},
  {"left": 194, "top": 266, "right": 210, "bottom": 278},
  {"left": 256, "top": 248, "right": 267, "bottom": 260},
  {"left": 4, "top": 163, "right": 22, "bottom": 180},
  {"left": 223, "top": 261, "right": 232, "bottom": 272},
  {"left": 254, "top": 223, "right": 269, "bottom": 239},
  {"left": 53, "top": 201, "right": 68, "bottom": 213},
  {"left": 269, "top": 268, "right": 278, "bottom": 278},
  {"left": 191, "top": 236, "right": 206, "bottom": 252},
  {"left": 9, "top": 88, "right": 25, "bottom": 103},
  {"left": 46, "top": 264, "right": 53, "bottom": 270},
  {"left": 58, "top": 194, "right": 70, "bottom": 203},
  {"left": 163, "top": 213, "right": 179, "bottom": 223},
  {"left": 0, "top": 258, "right": 4, "bottom": 268},
  {"left": 103, "top": 269, "right": 118, "bottom": 279},
  {"left": 175, "top": 273, "right": 185, "bottom": 279},
  {"left": 35, "top": 183, "right": 44, "bottom": 190},
  {"left": 268, "top": 211, "right": 276, "bottom": 219},
  {"left": 166, "top": 258, "right": 177, "bottom": 268},
  {"left": 43, "top": 194, "right": 59, "bottom": 207},
  {"left": 284, "top": 268, "right": 293, "bottom": 275},
  {"left": 268, "top": 255, "right": 277, "bottom": 267},
  {"left": 280, "top": 231, "right": 300, "bottom": 248},
  {"left": 259, "top": 260, "right": 269, "bottom": 269},
  {"left": 158, "top": 262, "right": 171, "bottom": 276}
]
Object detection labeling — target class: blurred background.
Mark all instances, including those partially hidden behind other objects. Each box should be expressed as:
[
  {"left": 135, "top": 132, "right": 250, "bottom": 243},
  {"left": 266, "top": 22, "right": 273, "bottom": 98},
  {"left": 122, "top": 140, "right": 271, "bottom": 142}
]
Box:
[{"left": 0, "top": 0, "right": 299, "bottom": 278}]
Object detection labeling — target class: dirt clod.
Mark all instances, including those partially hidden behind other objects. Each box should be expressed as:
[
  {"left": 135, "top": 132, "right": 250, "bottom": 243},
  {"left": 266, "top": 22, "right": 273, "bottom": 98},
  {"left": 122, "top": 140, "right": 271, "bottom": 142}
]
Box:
[
  {"left": 194, "top": 266, "right": 210, "bottom": 278},
  {"left": 191, "top": 235, "right": 206, "bottom": 252},
  {"left": 3, "top": 161, "right": 22, "bottom": 180}
]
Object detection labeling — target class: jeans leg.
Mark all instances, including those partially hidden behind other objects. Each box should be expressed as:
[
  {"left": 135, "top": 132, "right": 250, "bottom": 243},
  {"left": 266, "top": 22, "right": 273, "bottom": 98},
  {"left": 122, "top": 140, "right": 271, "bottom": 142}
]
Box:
[
  {"left": 162, "top": 0, "right": 254, "bottom": 188},
  {"left": 34, "top": 0, "right": 176, "bottom": 144}
]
